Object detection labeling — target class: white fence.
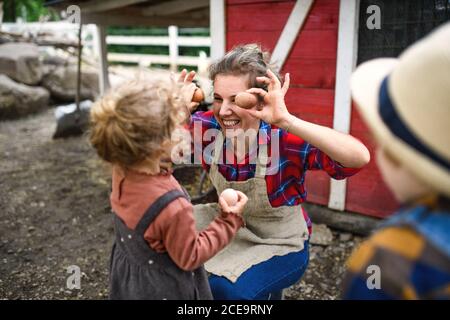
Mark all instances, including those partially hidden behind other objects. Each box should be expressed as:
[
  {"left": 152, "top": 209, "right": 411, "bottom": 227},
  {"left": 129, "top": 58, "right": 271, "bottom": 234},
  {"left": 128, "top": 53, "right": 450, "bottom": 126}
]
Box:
[{"left": 1, "top": 22, "right": 211, "bottom": 75}]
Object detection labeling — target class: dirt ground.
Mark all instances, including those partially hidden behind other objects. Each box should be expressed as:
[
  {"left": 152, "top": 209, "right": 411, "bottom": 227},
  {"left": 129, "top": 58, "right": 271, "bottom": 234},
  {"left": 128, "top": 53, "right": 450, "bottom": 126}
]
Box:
[{"left": 0, "top": 108, "right": 363, "bottom": 300}]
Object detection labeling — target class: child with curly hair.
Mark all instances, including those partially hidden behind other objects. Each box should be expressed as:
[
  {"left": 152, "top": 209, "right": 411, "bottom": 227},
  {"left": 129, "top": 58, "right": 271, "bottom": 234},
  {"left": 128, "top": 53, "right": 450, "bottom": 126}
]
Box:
[{"left": 89, "top": 75, "right": 247, "bottom": 300}]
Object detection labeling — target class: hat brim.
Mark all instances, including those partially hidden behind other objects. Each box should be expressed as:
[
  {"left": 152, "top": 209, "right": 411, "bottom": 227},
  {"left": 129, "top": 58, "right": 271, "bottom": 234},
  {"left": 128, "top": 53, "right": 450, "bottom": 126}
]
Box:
[
  {"left": 351, "top": 59, "right": 450, "bottom": 197},
  {"left": 351, "top": 58, "right": 398, "bottom": 146}
]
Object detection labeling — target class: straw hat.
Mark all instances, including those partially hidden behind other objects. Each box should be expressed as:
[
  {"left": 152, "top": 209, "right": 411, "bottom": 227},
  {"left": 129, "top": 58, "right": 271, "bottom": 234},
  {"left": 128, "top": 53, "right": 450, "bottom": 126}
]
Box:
[{"left": 351, "top": 22, "right": 450, "bottom": 197}]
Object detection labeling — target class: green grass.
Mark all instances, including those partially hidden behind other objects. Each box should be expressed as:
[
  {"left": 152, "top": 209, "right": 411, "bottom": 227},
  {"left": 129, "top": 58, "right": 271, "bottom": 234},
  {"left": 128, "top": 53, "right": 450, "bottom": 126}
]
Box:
[
  {"left": 107, "top": 45, "right": 169, "bottom": 55},
  {"left": 107, "top": 26, "right": 169, "bottom": 36}
]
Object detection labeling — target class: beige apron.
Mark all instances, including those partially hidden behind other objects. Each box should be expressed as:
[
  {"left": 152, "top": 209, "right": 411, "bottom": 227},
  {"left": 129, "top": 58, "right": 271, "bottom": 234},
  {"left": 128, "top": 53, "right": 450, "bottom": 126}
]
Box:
[{"left": 194, "top": 133, "right": 309, "bottom": 282}]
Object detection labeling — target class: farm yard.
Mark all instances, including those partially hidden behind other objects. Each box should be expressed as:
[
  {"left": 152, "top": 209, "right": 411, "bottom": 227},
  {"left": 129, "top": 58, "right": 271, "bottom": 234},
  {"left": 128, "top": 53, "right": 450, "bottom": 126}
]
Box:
[
  {"left": 1, "top": 0, "right": 447, "bottom": 302},
  {"left": 0, "top": 107, "right": 364, "bottom": 300}
]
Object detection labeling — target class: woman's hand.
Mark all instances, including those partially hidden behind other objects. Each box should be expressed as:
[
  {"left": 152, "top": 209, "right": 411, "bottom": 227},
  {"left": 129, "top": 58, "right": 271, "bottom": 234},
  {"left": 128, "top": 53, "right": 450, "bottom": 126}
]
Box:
[
  {"left": 245, "top": 69, "right": 291, "bottom": 128},
  {"left": 247, "top": 70, "right": 370, "bottom": 168},
  {"left": 219, "top": 191, "right": 248, "bottom": 217},
  {"left": 176, "top": 69, "right": 200, "bottom": 113}
]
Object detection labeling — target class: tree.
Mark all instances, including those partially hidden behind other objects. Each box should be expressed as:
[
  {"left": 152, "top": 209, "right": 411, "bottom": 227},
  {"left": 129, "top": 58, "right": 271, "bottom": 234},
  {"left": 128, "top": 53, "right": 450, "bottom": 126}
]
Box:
[{"left": 2, "top": 0, "right": 58, "bottom": 22}]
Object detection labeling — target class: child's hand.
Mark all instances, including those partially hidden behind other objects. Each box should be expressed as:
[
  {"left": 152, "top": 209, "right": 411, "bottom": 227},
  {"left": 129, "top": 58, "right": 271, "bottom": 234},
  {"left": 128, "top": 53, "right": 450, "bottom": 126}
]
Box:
[
  {"left": 177, "top": 69, "right": 200, "bottom": 113},
  {"left": 219, "top": 191, "right": 248, "bottom": 217},
  {"left": 245, "top": 70, "right": 291, "bottom": 128}
]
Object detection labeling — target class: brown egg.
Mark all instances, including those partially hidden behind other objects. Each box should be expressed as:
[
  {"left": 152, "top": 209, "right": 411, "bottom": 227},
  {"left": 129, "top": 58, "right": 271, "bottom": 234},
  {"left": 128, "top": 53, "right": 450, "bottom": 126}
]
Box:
[
  {"left": 235, "top": 92, "right": 258, "bottom": 109},
  {"left": 192, "top": 88, "right": 204, "bottom": 102},
  {"left": 220, "top": 188, "right": 238, "bottom": 207}
]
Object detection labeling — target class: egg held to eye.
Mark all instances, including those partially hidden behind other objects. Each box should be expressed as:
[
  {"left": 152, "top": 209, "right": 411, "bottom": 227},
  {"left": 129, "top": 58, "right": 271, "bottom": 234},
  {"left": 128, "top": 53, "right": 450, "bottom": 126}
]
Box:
[
  {"left": 220, "top": 188, "right": 239, "bottom": 207},
  {"left": 192, "top": 88, "right": 204, "bottom": 103},
  {"left": 235, "top": 92, "right": 258, "bottom": 109}
]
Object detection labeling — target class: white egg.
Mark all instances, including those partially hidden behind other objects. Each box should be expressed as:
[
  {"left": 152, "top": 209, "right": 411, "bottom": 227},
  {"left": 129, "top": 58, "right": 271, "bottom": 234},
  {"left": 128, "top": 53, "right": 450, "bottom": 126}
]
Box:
[{"left": 220, "top": 188, "right": 238, "bottom": 207}]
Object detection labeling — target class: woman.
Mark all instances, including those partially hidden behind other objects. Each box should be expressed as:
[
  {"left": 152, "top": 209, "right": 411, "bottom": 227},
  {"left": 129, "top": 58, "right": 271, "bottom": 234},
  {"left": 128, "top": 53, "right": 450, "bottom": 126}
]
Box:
[{"left": 180, "top": 44, "right": 370, "bottom": 300}]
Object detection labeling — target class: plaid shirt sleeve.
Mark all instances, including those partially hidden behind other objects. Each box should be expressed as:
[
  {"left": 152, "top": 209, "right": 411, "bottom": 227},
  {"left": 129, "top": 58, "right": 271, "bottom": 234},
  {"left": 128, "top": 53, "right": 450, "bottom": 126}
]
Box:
[
  {"left": 188, "top": 110, "right": 220, "bottom": 170},
  {"left": 342, "top": 226, "right": 450, "bottom": 300},
  {"left": 304, "top": 144, "right": 361, "bottom": 180}
]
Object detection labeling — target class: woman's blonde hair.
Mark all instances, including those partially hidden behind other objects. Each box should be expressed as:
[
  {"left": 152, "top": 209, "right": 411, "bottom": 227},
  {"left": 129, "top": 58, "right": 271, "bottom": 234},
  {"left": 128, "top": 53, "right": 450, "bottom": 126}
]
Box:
[
  {"left": 208, "top": 43, "right": 281, "bottom": 89},
  {"left": 89, "top": 75, "right": 187, "bottom": 168}
]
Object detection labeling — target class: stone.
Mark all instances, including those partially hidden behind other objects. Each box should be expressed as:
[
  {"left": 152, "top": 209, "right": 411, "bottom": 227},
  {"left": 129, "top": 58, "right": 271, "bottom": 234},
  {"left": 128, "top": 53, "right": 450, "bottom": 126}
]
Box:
[
  {"left": 0, "top": 75, "right": 49, "bottom": 119},
  {"left": 42, "top": 64, "right": 99, "bottom": 102},
  {"left": 310, "top": 223, "right": 333, "bottom": 246},
  {"left": 339, "top": 232, "right": 353, "bottom": 242},
  {"left": 0, "top": 43, "right": 42, "bottom": 85}
]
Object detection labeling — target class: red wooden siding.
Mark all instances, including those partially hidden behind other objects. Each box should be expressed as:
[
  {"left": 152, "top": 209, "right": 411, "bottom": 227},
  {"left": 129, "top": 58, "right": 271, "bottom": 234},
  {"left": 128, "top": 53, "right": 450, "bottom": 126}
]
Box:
[
  {"left": 346, "top": 105, "right": 398, "bottom": 218},
  {"left": 227, "top": 0, "right": 338, "bottom": 207},
  {"left": 225, "top": 0, "right": 398, "bottom": 217}
]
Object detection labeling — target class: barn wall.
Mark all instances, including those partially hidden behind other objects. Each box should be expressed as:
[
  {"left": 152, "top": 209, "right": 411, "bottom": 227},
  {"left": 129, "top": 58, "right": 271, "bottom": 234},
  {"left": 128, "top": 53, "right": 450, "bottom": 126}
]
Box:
[
  {"left": 346, "top": 105, "right": 398, "bottom": 218},
  {"left": 225, "top": 0, "right": 398, "bottom": 217}
]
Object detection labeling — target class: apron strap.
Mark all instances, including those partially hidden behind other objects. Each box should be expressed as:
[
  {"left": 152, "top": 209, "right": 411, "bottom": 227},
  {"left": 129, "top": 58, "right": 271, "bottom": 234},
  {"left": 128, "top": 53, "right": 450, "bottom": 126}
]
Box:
[
  {"left": 211, "top": 131, "right": 224, "bottom": 166},
  {"left": 134, "top": 189, "right": 187, "bottom": 236},
  {"left": 255, "top": 143, "right": 268, "bottom": 177}
]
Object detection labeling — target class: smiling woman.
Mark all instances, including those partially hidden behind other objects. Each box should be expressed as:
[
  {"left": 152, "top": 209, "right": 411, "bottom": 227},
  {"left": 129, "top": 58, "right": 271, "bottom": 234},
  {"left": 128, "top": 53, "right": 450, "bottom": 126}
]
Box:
[{"left": 179, "top": 43, "right": 369, "bottom": 300}]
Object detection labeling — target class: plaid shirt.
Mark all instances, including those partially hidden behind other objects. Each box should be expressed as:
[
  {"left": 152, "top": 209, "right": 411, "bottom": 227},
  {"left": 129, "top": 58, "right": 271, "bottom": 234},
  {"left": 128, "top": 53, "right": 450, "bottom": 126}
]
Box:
[
  {"left": 189, "top": 111, "right": 361, "bottom": 233},
  {"left": 342, "top": 202, "right": 450, "bottom": 300}
]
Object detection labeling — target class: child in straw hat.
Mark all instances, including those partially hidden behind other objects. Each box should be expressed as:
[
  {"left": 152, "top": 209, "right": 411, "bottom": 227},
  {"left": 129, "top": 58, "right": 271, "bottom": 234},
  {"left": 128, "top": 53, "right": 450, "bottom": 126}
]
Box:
[
  {"left": 342, "top": 22, "right": 450, "bottom": 299},
  {"left": 89, "top": 75, "right": 247, "bottom": 299}
]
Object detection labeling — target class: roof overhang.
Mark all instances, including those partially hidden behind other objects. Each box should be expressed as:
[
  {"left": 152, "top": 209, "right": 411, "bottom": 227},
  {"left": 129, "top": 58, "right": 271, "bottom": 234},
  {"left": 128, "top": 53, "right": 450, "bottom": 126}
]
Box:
[{"left": 45, "top": 0, "right": 210, "bottom": 27}]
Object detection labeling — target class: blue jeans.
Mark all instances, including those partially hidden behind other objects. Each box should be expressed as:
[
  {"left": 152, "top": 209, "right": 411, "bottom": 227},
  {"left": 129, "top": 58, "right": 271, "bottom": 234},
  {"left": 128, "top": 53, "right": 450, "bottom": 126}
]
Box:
[{"left": 209, "top": 241, "right": 309, "bottom": 300}]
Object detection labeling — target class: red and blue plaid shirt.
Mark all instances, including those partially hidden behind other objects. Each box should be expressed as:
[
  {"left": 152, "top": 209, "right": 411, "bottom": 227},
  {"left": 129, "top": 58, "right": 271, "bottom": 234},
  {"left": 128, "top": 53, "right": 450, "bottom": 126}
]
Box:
[{"left": 189, "top": 111, "right": 361, "bottom": 234}]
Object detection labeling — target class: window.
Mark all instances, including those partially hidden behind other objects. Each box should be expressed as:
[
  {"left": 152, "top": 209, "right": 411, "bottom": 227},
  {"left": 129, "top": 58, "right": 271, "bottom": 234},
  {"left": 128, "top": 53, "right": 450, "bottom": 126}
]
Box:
[{"left": 357, "top": 0, "right": 450, "bottom": 64}]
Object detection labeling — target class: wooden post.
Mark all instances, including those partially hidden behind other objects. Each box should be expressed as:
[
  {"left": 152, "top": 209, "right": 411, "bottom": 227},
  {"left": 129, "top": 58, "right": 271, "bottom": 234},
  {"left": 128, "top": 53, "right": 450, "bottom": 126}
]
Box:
[
  {"left": 0, "top": 2, "right": 4, "bottom": 27},
  {"left": 210, "top": 0, "right": 225, "bottom": 60},
  {"left": 198, "top": 50, "right": 208, "bottom": 76},
  {"left": 168, "top": 25, "right": 178, "bottom": 72},
  {"left": 76, "top": 23, "right": 82, "bottom": 114},
  {"left": 270, "top": 0, "right": 314, "bottom": 71},
  {"left": 95, "top": 24, "right": 110, "bottom": 95},
  {"left": 328, "top": 0, "right": 360, "bottom": 211}
]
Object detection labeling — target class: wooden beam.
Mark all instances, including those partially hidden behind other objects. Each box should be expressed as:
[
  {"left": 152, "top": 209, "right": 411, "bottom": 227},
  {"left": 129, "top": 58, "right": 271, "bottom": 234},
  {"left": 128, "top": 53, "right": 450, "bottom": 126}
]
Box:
[
  {"left": 210, "top": 0, "right": 225, "bottom": 60},
  {"left": 303, "top": 202, "right": 380, "bottom": 236},
  {"left": 142, "top": 0, "right": 209, "bottom": 16},
  {"left": 80, "top": 0, "right": 150, "bottom": 13},
  {"left": 81, "top": 12, "right": 209, "bottom": 27},
  {"left": 168, "top": 25, "right": 178, "bottom": 72},
  {"left": 105, "top": 35, "right": 211, "bottom": 47},
  {"left": 270, "top": 0, "right": 314, "bottom": 71},
  {"left": 0, "top": 2, "right": 4, "bottom": 26},
  {"left": 107, "top": 52, "right": 207, "bottom": 66},
  {"left": 94, "top": 25, "right": 110, "bottom": 95},
  {"left": 328, "top": 0, "right": 360, "bottom": 211}
]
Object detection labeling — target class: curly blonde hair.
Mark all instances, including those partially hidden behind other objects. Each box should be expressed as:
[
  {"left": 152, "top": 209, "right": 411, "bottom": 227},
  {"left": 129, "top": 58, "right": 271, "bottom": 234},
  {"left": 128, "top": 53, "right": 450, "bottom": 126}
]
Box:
[{"left": 89, "top": 75, "right": 188, "bottom": 168}]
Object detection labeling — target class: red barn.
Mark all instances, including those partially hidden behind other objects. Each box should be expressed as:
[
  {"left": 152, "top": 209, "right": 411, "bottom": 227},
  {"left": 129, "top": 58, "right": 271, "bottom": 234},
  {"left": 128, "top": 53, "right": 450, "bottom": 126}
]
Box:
[{"left": 210, "top": 0, "right": 450, "bottom": 218}]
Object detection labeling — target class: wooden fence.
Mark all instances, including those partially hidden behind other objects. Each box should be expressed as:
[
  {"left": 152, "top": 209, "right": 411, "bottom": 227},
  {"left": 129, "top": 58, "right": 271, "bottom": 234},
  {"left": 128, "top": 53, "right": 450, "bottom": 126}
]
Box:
[{"left": 0, "top": 22, "right": 211, "bottom": 75}]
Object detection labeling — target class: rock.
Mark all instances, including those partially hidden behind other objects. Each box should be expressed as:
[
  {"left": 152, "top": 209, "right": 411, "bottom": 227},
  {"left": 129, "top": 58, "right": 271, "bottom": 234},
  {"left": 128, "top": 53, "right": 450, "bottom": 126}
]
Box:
[
  {"left": 0, "top": 43, "right": 42, "bottom": 85},
  {"left": 52, "top": 100, "right": 93, "bottom": 138},
  {"left": 339, "top": 233, "right": 353, "bottom": 242},
  {"left": 310, "top": 223, "right": 333, "bottom": 246},
  {"left": 42, "top": 55, "right": 68, "bottom": 67},
  {"left": 42, "top": 65, "right": 99, "bottom": 102},
  {"left": 0, "top": 75, "right": 49, "bottom": 119},
  {"left": 311, "top": 245, "right": 324, "bottom": 253}
]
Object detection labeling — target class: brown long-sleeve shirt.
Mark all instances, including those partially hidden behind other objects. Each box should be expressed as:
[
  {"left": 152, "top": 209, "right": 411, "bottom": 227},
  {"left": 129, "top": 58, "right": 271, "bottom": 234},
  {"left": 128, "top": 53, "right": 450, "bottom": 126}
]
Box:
[{"left": 110, "top": 166, "right": 244, "bottom": 271}]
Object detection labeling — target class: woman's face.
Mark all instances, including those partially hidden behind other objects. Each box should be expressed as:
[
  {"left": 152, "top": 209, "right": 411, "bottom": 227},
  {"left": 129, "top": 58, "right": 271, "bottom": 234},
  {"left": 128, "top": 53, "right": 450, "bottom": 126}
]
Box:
[{"left": 213, "top": 74, "right": 260, "bottom": 138}]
